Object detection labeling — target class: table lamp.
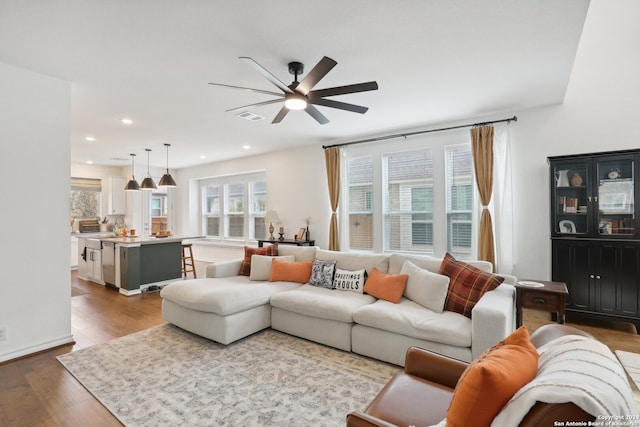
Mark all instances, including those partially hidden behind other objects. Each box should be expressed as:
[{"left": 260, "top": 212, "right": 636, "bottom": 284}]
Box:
[{"left": 264, "top": 210, "right": 280, "bottom": 240}]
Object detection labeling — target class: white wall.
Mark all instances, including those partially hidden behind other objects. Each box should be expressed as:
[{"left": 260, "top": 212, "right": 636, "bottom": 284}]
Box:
[
  {"left": 173, "top": 1, "right": 640, "bottom": 281},
  {"left": 0, "top": 62, "right": 73, "bottom": 362},
  {"left": 173, "top": 144, "right": 330, "bottom": 262},
  {"left": 509, "top": 0, "right": 640, "bottom": 280}
]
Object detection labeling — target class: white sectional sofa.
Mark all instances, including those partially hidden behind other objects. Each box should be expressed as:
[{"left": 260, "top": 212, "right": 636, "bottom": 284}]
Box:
[{"left": 160, "top": 245, "right": 516, "bottom": 365}]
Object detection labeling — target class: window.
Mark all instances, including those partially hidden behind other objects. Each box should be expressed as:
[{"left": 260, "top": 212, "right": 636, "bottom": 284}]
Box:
[
  {"left": 445, "top": 145, "right": 473, "bottom": 256},
  {"left": 347, "top": 156, "right": 373, "bottom": 250},
  {"left": 343, "top": 135, "right": 475, "bottom": 258},
  {"left": 383, "top": 150, "right": 434, "bottom": 252},
  {"left": 200, "top": 172, "right": 266, "bottom": 241},
  {"left": 70, "top": 177, "right": 102, "bottom": 220},
  {"left": 150, "top": 188, "right": 169, "bottom": 234}
]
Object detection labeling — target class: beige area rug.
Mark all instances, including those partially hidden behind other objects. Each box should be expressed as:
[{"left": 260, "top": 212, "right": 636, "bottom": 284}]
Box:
[
  {"left": 616, "top": 350, "right": 640, "bottom": 392},
  {"left": 57, "top": 325, "right": 400, "bottom": 427}
]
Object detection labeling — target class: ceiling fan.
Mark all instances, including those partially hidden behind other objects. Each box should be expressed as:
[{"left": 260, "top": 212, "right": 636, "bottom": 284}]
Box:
[{"left": 208, "top": 56, "right": 378, "bottom": 125}]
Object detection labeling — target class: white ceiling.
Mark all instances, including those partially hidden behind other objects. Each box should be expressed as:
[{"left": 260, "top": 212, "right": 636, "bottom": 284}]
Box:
[{"left": 0, "top": 0, "right": 590, "bottom": 169}]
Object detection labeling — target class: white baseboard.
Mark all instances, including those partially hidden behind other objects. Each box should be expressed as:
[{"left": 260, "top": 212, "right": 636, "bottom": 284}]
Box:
[{"left": 0, "top": 334, "right": 75, "bottom": 364}]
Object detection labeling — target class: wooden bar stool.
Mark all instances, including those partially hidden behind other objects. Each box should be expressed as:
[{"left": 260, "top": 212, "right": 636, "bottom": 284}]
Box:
[{"left": 181, "top": 243, "right": 196, "bottom": 278}]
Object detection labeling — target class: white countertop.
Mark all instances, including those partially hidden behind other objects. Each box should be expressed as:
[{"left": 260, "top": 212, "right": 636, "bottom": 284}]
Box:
[
  {"left": 100, "top": 235, "right": 204, "bottom": 246},
  {"left": 75, "top": 233, "right": 203, "bottom": 246}
]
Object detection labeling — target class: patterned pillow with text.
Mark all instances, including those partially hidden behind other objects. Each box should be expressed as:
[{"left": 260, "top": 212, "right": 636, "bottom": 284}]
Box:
[{"left": 333, "top": 268, "right": 368, "bottom": 293}]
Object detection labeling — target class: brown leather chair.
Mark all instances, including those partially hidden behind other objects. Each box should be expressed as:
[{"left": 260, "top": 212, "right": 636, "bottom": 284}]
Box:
[{"left": 346, "top": 324, "right": 594, "bottom": 427}]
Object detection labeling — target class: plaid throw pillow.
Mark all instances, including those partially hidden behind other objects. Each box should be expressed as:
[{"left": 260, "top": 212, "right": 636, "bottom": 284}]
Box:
[
  {"left": 439, "top": 252, "right": 503, "bottom": 318},
  {"left": 239, "top": 245, "right": 278, "bottom": 276}
]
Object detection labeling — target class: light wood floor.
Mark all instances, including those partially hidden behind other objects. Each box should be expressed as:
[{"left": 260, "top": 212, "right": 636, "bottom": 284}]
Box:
[{"left": 1, "top": 273, "right": 639, "bottom": 425}]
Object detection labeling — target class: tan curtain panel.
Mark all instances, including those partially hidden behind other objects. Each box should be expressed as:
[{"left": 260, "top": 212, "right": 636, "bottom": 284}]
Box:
[
  {"left": 324, "top": 147, "right": 341, "bottom": 251},
  {"left": 471, "top": 126, "right": 496, "bottom": 270}
]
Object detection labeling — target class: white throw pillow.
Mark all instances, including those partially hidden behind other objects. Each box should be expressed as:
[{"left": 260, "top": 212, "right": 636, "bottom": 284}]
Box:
[
  {"left": 249, "top": 255, "right": 295, "bottom": 281},
  {"left": 400, "top": 260, "right": 450, "bottom": 313},
  {"left": 333, "top": 267, "right": 367, "bottom": 293}
]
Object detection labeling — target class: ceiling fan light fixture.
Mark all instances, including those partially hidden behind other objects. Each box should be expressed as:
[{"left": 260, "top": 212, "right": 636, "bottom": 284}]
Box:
[{"left": 284, "top": 93, "right": 307, "bottom": 111}]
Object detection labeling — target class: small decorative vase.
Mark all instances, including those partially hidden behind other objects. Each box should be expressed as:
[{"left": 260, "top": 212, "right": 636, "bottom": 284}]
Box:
[
  {"left": 570, "top": 172, "right": 583, "bottom": 186},
  {"left": 305, "top": 226, "right": 310, "bottom": 242}
]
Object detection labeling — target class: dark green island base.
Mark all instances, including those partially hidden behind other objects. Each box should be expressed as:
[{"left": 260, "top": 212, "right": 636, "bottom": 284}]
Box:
[{"left": 100, "top": 236, "right": 201, "bottom": 296}]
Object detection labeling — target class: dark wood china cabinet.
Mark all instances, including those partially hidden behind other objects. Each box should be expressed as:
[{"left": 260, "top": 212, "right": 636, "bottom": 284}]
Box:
[{"left": 549, "top": 149, "right": 640, "bottom": 332}]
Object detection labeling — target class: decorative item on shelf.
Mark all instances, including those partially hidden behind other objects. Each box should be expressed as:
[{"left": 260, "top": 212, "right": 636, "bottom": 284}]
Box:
[
  {"left": 278, "top": 232, "right": 284, "bottom": 241},
  {"left": 555, "top": 169, "right": 570, "bottom": 187},
  {"left": 570, "top": 172, "right": 583, "bottom": 186},
  {"left": 297, "top": 227, "right": 306, "bottom": 241},
  {"left": 264, "top": 210, "right": 280, "bottom": 240},
  {"left": 607, "top": 168, "right": 622, "bottom": 180},
  {"left": 158, "top": 143, "right": 177, "bottom": 187},
  {"left": 140, "top": 148, "right": 157, "bottom": 190},
  {"left": 559, "top": 220, "right": 576, "bottom": 234},
  {"left": 305, "top": 217, "right": 311, "bottom": 242},
  {"left": 124, "top": 154, "right": 140, "bottom": 191}
]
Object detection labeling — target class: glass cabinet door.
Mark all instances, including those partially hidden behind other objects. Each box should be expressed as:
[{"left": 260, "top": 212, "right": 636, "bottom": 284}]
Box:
[
  {"left": 552, "top": 160, "right": 590, "bottom": 236},
  {"left": 596, "top": 157, "right": 635, "bottom": 236}
]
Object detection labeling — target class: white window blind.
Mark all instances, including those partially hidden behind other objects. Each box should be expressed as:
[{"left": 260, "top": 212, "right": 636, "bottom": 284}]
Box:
[
  {"left": 383, "top": 150, "right": 434, "bottom": 253},
  {"left": 226, "top": 182, "right": 245, "bottom": 238},
  {"left": 204, "top": 184, "right": 221, "bottom": 237},
  {"left": 200, "top": 171, "right": 266, "bottom": 241},
  {"left": 250, "top": 180, "right": 267, "bottom": 239},
  {"left": 347, "top": 155, "right": 374, "bottom": 250},
  {"left": 445, "top": 144, "right": 473, "bottom": 257}
]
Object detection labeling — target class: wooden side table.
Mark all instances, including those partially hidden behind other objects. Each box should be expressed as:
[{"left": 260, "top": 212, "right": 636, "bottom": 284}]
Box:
[
  {"left": 515, "top": 280, "right": 568, "bottom": 328},
  {"left": 257, "top": 239, "right": 315, "bottom": 248}
]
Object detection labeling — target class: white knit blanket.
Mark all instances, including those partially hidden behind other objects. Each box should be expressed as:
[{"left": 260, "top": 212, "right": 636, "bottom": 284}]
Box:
[{"left": 491, "top": 335, "right": 639, "bottom": 426}]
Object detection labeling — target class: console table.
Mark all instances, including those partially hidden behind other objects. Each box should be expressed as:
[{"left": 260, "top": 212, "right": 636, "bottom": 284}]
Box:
[
  {"left": 257, "top": 239, "right": 315, "bottom": 247},
  {"left": 515, "top": 280, "right": 568, "bottom": 327}
]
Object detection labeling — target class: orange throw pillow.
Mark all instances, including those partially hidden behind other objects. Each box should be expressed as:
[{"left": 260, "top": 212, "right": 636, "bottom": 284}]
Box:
[
  {"left": 446, "top": 327, "right": 539, "bottom": 427},
  {"left": 268, "top": 258, "right": 313, "bottom": 284},
  {"left": 239, "top": 245, "right": 278, "bottom": 276},
  {"left": 363, "top": 268, "right": 408, "bottom": 303}
]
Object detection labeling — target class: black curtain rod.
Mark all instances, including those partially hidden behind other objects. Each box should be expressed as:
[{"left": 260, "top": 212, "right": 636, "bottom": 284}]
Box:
[{"left": 322, "top": 115, "right": 518, "bottom": 150}]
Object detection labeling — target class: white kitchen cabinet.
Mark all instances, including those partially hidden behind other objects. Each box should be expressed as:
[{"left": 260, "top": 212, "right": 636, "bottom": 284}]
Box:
[
  {"left": 77, "top": 238, "right": 104, "bottom": 284},
  {"left": 70, "top": 236, "right": 78, "bottom": 268},
  {"left": 108, "top": 176, "right": 127, "bottom": 215},
  {"left": 86, "top": 248, "right": 103, "bottom": 283}
]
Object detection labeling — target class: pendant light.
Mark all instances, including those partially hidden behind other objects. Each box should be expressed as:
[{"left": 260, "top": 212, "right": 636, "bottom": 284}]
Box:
[
  {"left": 124, "top": 153, "right": 140, "bottom": 191},
  {"left": 140, "top": 148, "right": 157, "bottom": 190},
  {"left": 158, "top": 143, "right": 177, "bottom": 187}
]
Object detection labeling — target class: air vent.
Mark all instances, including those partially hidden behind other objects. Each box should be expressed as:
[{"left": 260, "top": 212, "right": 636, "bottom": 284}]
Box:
[
  {"left": 236, "top": 111, "right": 265, "bottom": 121},
  {"left": 110, "top": 157, "right": 130, "bottom": 162}
]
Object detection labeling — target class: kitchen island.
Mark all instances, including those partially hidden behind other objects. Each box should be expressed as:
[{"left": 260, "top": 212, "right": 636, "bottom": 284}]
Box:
[{"left": 77, "top": 234, "right": 203, "bottom": 296}]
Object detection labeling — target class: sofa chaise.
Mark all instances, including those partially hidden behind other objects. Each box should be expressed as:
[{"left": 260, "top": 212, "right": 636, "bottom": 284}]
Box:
[{"left": 160, "top": 245, "right": 517, "bottom": 365}]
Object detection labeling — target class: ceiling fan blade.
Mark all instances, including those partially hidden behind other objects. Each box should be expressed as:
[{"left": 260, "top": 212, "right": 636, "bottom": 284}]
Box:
[
  {"left": 239, "top": 57, "right": 293, "bottom": 94},
  {"left": 309, "top": 81, "right": 378, "bottom": 98},
  {"left": 304, "top": 105, "right": 329, "bottom": 125},
  {"left": 272, "top": 106, "right": 290, "bottom": 124},
  {"left": 208, "top": 82, "right": 283, "bottom": 97},
  {"left": 309, "top": 98, "right": 369, "bottom": 114},
  {"left": 225, "top": 98, "right": 284, "bottom": 113},
  {"left": 296, "top": 56, "right": 338, "bottom": 95}
]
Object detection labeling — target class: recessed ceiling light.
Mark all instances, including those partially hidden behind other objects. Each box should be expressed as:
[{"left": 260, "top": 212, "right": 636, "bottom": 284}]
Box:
[
  {"left": 242, "top": 145, "right": 251, "bottom": 150},
  {"left": 85, "top": 136, "right": 96, "bottom": 142},
  {"left": 86, "top": 160, "right": 94, "bottom": 164},
  {"left": 199, "top": 155, "right": 207, "bottom": 159},
  {"left": 121, "top": 118, "right": 133, "bottom": 125}
]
